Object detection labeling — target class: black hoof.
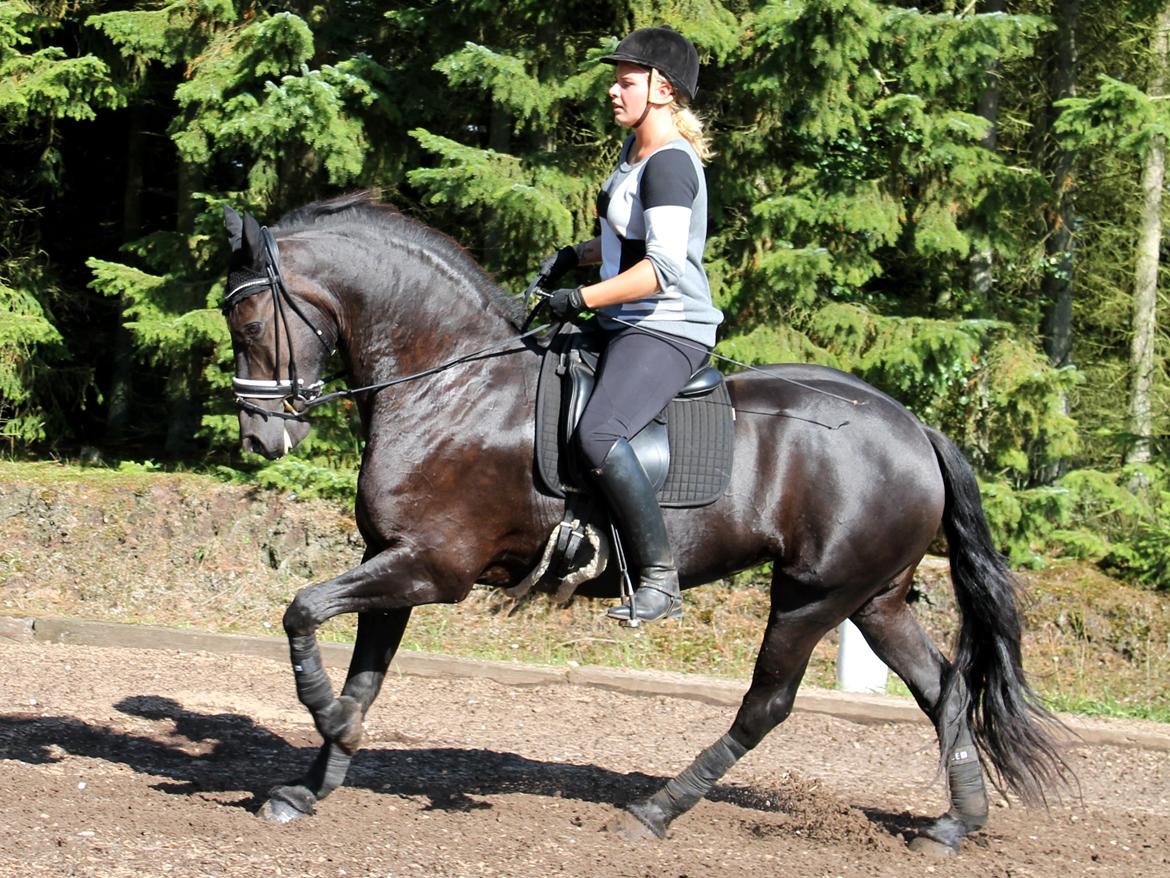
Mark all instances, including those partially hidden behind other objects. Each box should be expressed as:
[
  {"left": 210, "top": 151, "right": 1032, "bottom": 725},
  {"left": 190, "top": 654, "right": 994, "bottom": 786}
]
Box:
[
  {"left": 908, "top": 813, "right": 969, "bottom": 855},
  {"left": 258, "top": 785, "right": 317, "bottom": 823}
]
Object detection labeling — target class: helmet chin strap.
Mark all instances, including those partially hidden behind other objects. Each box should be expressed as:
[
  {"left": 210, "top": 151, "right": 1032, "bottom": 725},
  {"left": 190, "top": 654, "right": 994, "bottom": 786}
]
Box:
[{"left": 631, "top": 67, "right": 658, "bottom": 129}]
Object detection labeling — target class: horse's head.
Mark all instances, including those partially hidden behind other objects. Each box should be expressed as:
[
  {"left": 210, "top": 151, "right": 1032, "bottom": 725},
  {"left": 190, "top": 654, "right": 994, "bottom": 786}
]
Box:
[{"left": 221, "top": 206, "right": 335, "bottom": 459}]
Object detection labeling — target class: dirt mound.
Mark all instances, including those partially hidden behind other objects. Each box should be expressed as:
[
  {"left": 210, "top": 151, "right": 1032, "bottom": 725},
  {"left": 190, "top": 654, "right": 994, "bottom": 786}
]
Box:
[{"left": 1, "top": 464, "right": 362, "bottom": 631}]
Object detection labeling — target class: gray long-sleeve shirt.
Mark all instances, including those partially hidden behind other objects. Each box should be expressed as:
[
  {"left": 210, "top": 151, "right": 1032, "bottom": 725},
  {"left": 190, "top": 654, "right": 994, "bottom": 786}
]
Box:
[{"left": 596, "top": 135, "right": 723, "bottom": 347}]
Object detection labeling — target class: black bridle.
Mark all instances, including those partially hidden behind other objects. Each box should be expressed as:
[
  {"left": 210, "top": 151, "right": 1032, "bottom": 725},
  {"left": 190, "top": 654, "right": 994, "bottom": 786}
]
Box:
[
  {"left": 223, "top": 227, "right": 550, "bottom": 424},
  {"left": 223, "top": 226, "right": 337, "bottom": 422}
]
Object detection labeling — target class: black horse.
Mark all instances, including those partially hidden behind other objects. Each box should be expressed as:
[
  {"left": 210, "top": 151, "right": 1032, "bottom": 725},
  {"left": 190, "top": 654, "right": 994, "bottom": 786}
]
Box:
[{"left": 221, "top": 192, "right": 1068, "bottom": 853}]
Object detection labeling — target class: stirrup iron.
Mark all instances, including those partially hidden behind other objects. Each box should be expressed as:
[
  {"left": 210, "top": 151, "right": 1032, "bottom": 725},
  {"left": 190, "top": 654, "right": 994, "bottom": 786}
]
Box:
[
  {"left": 608, "top": 522, "right": 641, "bottom": 628},
  {"left": 605, "top": 523, "right": 681, "bottom": 626}
]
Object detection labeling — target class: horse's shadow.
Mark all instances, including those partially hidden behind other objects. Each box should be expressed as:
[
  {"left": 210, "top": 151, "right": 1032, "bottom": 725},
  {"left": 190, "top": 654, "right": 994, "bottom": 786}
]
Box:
[{"left": 0, "top": 696, "right": 930, "bottom": 838}]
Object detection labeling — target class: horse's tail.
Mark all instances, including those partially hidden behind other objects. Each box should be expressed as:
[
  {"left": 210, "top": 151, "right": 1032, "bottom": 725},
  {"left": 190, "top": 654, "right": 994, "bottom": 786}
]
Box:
[{"left": 924, "top": 426, "right": 1071, "bottom": 805}]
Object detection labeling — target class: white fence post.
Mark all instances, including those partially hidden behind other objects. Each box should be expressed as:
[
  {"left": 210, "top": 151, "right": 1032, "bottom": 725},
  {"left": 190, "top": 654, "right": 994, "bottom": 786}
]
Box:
[{"left": 836, "top": 619, "right": 889, "bottom": 693}]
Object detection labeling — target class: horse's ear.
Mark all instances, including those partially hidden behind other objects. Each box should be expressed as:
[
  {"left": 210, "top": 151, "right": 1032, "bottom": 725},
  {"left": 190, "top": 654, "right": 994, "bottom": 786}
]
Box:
[
  {"left": 223, "top": 205, "right": 244, "bottom": 252},
  {"left": 226, "top": 208, "right": 266, "bottom": 271},
  {"left": 241, "top": 210, "right": 265, "bottom": 266}
]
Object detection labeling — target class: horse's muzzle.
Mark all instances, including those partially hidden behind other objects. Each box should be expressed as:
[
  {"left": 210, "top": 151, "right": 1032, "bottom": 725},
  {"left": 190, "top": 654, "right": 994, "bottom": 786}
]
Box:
[{"left": 239, "top": 410, "right": 310, "bottom": 459}]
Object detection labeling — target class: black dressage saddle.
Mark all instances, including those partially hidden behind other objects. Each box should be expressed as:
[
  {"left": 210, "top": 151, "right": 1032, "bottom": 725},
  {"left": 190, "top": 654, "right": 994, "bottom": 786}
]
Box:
[{"left": 534, "top": 326, "right": 734, "bottom": 507}]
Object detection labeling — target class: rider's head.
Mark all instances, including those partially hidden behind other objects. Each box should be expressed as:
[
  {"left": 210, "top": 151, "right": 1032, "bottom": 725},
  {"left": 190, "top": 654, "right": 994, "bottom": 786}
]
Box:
[{"left": 601, "top": 26, "right": 699, "bottom": 106}]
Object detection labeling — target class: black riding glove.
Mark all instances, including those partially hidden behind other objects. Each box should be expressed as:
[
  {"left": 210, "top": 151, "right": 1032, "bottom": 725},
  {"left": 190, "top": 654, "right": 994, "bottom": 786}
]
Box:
[
  {"left": 546, "top": 287, "right": 588, "bottom": 321},
  {"left": 537, "top": 245, "right": 581, "bottom": 288}
]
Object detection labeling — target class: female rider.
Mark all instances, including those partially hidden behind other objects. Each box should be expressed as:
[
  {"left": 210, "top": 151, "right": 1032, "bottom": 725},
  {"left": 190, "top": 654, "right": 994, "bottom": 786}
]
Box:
[{"left": 542, "top": 26, "right": 723, "bottom": 623}]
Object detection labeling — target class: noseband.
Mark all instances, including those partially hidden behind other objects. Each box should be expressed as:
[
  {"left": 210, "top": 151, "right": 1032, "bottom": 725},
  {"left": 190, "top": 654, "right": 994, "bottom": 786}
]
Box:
[{"left": 223, "top": 227, "right": 335, "bottom": 422}]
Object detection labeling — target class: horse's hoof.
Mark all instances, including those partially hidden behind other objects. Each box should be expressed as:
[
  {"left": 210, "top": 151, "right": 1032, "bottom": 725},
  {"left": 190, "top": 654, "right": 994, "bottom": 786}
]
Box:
[
  {"left": 908, "top": 835, "right": 960, "bottom": 857},
  {"left": 604, "top": 809, "right": 661, "bottom": 842},
  {"left": 258, "top": 785, "right": 316, "bottom": 823},
  {"left": 604, "top": 800, "right": 669, "bottom": 841},
  {"left": 909, "top": 812, "right": 968, "bottom": 856}
]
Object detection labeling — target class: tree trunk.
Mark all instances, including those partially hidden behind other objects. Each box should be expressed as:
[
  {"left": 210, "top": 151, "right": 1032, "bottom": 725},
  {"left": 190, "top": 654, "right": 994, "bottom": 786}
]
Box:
[
  {"left": 968, "top": 0, "right": 1005, "bottom": 307},
  {"left": 484, "top": 102, "right": 513, "bottom": 263},
  {"left": 1126, "top": 5, "right": 1170, "bottom": 467},
  {"left": 1039, "top": 0, "right": 1080, "bottom": 371},
  {"left": 1031, "top": 0, "right": 1080, "bottom": 484}
]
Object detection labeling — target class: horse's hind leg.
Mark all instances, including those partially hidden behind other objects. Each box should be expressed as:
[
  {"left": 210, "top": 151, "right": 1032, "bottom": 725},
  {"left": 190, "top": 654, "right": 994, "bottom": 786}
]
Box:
[
  {"left": 850, "top": 567, "right": 988, "bottom": 854},
  {"left": 609, "top": 576, "right": 838, "bottom": 840},
  {"left": 261, "top": 599, "right": 412, "bottom": 822}
]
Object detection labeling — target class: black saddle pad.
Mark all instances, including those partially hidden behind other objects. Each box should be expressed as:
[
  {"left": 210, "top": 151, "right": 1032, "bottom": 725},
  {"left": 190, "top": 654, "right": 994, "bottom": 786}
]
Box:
[{"left": 535, "top": 329, "right": 735, "bottom": 508}]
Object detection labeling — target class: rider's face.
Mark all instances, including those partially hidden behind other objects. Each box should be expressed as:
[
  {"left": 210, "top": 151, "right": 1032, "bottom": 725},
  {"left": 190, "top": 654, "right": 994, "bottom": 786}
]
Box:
[{"left": 608, "top": 62, "right": 663, "bottom": 127}]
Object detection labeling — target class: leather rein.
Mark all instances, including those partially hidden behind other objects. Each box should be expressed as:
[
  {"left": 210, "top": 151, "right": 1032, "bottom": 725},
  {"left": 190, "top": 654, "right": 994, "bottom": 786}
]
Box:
[{"left": 222, "top": 226, "right": 549, "bottom": 423}]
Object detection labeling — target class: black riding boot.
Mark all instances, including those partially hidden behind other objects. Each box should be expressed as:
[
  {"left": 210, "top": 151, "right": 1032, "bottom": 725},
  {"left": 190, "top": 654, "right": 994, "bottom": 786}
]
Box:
[{"left": 592, "top": 439, "right": 682, "bottom": 623}]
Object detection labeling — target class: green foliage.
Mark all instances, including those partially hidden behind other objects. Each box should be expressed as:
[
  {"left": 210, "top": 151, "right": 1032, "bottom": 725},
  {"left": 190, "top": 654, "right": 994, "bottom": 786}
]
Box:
[
  {"left": 0, "top": 275, "right": 65, "bottom": 445},
  {"left": 1, "top": 0, "right": 1169, "bottom": 595},
  {"left": 166, "top": 11, "right": 389, "bottom": 201},
  {"left": 249, "top": 457, "right": 358, "bottom": 503},
  {"left": 86, "top": 256, "right": 224, "bottom": 363},
  {"left": 434, "top": 42, "right": 603, "bottom": 130},
  {"left": 0, "top": 1, "right": 123, "bottom": 123},
  {"left": 715, "top": 323, "right": 840, "bottom": 369},
  {"left": 1054, "top": 74, "right": 1170, "bottom": 158},
  {"left": 87, "top": 0, "right": 236, "bottom": 70},
  {"left": 407, "top": 129, "right": 585, "bottom": 279},
  {"left": 981, "top": 464, "right": 1170, "bottom": 588},
  {"left": 721, "top": 1, "right": 1048, "bottom": 323},
  {"left": 799, "top": 303, "right": 1080, "bottom": 480},
  {"left": 0, "top": 3, "right": 124, "bottom": 448}
]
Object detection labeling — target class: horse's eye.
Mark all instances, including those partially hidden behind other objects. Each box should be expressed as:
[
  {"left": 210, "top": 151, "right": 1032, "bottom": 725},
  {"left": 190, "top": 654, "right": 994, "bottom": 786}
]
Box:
[{"left": 243, "top": 321, "right": 263, "bottom": 339}]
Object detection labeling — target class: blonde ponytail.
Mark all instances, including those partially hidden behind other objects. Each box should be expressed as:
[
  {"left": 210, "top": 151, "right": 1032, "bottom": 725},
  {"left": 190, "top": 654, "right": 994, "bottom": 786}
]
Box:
[
  {"left": 644, "top": 66, "right": 715, "bottom": 162},
  {"left": 671, "top": 104, "right": 714, "bottom": 163}
]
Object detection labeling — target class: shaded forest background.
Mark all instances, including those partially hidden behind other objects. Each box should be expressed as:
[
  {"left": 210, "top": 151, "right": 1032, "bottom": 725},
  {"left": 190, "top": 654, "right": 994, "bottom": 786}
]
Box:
[{"left": 3, "top": 0, "right": 1170, "bottom": 587}]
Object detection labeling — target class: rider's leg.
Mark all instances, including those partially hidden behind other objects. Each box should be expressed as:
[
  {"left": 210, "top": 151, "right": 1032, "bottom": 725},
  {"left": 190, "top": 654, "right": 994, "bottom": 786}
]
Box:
[
  {"left": 575, "top": 328, "right": 707, "bottom": 622},
  {"left": 592, "top": 436, "right": 681, "bottom": 621}
]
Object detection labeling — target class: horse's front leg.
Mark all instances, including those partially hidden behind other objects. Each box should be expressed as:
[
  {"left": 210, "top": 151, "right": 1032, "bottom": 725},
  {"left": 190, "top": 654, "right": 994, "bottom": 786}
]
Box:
[
  {"left": 259, "top": 551, "right": 458, "bottom": 822},
  {"left": 259, "top": 607, "right": 411, "bottom": 822}
]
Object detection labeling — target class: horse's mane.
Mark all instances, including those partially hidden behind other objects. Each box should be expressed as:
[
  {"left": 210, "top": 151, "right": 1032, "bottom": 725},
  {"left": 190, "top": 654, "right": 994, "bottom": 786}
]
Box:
[{"left": 274, "top": 191, "right": 524, "bottom": 326}]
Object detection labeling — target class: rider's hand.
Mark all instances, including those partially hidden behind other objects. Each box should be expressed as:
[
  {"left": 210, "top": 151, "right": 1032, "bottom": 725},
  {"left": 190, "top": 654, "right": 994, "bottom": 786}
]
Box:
[
  {"left": 537, "top": 245, "right": 580, "bottom": 288},
  {"left": 546, "top": 287, "right": 588, "bottom": 321}
]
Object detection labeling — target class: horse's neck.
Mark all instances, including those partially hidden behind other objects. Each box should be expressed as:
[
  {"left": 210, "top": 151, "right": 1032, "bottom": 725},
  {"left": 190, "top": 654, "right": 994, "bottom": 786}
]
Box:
[
  {"left": 337, "top": 257, "right": 520, "bottom": 389},
  {"left": 346, "top": 283, "right": 536, "bottom": 443}
]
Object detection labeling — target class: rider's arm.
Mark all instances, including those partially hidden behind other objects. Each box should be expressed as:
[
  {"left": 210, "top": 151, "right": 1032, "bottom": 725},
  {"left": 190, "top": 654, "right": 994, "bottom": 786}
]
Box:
[
  {"left": 579, "top": 259, "right": 659, "bottom": 308},
  {"left": 572, "top": 237, "right": 602, "bottom": 267}
]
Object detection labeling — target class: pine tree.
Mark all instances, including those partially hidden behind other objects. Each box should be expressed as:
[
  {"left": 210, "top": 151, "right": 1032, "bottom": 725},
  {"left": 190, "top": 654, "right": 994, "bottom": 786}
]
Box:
[
  {"left": 82, "top": 2, "right": 399, "bottom": 455},
  {"left": 1, "top": 0, "right": 123, "bottom": 446},
  {"left": 716, "top": 1, "right": 1074, "bottom": 480}
]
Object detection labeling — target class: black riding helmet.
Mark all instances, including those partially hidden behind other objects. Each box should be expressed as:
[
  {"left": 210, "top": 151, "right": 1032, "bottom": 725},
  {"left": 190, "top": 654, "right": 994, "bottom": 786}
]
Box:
[{"left": 602, "top": 26, "right": 699, "bottom": 104}]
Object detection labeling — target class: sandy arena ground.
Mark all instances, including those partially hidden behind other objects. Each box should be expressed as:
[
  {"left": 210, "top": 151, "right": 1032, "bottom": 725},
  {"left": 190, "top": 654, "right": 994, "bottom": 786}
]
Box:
[{"left": 0, "top": 638, "right": 1167, "bottom": 878}]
